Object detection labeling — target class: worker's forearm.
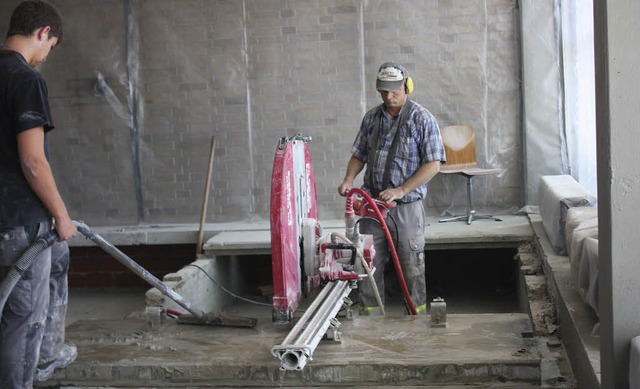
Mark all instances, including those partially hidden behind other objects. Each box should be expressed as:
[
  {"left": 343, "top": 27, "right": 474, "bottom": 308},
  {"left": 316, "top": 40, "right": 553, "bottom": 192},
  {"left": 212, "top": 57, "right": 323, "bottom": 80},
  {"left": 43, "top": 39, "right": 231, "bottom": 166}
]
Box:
[
  {"left": 17, "top": 128, "right": 76, "bottom": 240},
  {"left": 398, "top": 160, "right": 441, "bottom": 194},
  {"left": 338, "top": 156, "right": 365, "bottom": 196},
  {"left": 20, "top": 156, "right": 70, "bottom": 222},
  {"left": 343, "top": 156, "right": 365, "bottom": 183}
]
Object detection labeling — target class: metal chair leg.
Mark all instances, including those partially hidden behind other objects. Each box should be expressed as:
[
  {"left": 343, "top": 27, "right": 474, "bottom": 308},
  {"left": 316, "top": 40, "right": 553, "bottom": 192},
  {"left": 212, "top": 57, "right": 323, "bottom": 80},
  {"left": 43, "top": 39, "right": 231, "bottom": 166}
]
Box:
[{"left": 439, "top": 176, "right": 502, "bottom": 225}]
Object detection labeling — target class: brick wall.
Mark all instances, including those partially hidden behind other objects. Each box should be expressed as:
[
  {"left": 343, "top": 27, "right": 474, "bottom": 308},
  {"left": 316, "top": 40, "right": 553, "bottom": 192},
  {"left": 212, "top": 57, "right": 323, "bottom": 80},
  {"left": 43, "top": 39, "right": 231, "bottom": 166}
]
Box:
[
  {"left": 0, "top": 0, "right": 521, "bottom": 226},
  {"left": 69, "top": 244, "right": 195, "bottom": 289}
]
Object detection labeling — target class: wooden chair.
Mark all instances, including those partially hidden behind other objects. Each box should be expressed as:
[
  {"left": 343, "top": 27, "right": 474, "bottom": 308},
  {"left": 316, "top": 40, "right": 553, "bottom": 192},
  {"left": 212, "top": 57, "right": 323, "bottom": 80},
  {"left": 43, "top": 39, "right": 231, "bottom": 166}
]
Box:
[{"left": 438, "top": 125, "right": 503, "bottom": 225}]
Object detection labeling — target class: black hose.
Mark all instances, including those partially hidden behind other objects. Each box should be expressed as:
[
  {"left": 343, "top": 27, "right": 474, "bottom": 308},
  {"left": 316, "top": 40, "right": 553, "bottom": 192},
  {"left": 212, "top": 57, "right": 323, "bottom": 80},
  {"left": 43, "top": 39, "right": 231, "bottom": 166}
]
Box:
[
  {"left": 0, "top": 230, "right": 58, "bottom": 314},
  {"left": 325, "top": 242, "right": 357, "bottom": 267}
]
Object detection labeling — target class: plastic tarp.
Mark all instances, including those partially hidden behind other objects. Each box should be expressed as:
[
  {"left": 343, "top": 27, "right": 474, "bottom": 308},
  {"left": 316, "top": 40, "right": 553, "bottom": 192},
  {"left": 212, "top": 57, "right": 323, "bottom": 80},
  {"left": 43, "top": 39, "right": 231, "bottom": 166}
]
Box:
[
  {"left": 0, "top": 0, "right": 524, "bottom": 226},
  {"left": 520, "top": 0, "right": 597, "bottom": 204},
  {"left": 538, "top": 175, "right": 596, "bottom": 255},
  {"left": 3, "top": 0, "right": 595, "bottom": 225}
]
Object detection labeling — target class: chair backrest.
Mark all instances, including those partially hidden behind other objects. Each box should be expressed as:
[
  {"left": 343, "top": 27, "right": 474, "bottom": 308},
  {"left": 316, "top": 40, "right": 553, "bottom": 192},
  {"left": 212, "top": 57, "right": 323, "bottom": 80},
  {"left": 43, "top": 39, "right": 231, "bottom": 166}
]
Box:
[{"left": 441, "top": 125, "right": 477, "bottom": 166}]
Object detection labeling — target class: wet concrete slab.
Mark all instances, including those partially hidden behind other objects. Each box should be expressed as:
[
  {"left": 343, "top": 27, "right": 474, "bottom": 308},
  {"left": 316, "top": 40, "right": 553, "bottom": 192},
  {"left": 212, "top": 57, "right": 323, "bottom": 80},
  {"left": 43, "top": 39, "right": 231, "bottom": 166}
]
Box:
[{"left": 46, "top": 312, "right": 540, "bottom": 387}]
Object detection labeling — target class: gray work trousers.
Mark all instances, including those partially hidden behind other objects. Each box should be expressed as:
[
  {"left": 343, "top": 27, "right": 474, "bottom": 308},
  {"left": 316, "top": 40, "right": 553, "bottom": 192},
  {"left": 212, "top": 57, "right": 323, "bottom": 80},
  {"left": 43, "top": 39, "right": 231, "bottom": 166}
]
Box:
[
  {"left": 358, "top": 200, "right": 427, "bottom": 315},
  {"left": 0, "top": 221, "right": 70, "bottom": 389}
]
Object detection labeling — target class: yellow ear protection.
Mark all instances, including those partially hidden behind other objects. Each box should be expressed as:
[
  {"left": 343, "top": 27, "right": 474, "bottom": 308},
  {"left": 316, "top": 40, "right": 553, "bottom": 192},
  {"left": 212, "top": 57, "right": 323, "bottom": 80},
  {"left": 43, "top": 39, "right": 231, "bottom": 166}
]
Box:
[
  {"left": 404, "top": 75, "right": 414, "bottom": 95},
  {"left": 378, "top": 61, "right": 414, "bottom": 94}
]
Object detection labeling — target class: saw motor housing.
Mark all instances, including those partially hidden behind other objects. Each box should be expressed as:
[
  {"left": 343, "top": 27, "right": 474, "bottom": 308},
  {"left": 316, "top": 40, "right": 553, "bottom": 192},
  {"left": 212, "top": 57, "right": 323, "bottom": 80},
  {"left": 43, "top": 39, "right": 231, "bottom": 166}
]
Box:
[{"left": 300, "top": 218, "right": 375, "bottom": 296}]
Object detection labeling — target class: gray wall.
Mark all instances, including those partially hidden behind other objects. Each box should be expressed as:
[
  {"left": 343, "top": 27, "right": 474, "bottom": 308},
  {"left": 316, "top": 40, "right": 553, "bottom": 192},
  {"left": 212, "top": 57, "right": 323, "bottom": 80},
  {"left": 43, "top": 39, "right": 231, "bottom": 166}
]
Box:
[
  {"left": 0, "top": 0, "right": 521, "bottom": 226},
  {"left": 595, "top": 0, "right": 640, "bottom": 387}
]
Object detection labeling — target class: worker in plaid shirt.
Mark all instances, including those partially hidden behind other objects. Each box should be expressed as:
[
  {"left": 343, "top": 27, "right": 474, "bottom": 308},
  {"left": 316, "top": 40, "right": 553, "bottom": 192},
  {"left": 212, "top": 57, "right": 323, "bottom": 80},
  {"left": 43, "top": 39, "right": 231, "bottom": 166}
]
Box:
[{"left": 338, "top": 61, "right": 446, "bottom": 316}]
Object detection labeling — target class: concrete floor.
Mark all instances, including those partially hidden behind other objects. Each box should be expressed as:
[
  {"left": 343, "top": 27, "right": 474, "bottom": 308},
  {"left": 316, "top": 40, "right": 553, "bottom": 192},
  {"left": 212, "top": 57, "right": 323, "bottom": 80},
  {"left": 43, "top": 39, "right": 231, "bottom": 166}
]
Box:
[
  {"left": 66, "top": 290, "right": 146, "bottom": 325},
  {"left": 38, "top": 214, "right": 580, "bottom": 388},
  {"left": 59, "top": 309, "right": 542, "bottom": 387}
]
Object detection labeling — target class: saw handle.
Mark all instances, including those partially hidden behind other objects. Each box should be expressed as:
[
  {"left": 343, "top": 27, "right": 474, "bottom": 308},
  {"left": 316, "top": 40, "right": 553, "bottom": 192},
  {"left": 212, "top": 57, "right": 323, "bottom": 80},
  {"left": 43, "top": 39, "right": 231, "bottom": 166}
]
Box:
[
  {"left": 353, "top": 196, "right": 396, "bottom": 218},
  {"left": 324, "top": 242, "right": 356, "bottom": 267}
]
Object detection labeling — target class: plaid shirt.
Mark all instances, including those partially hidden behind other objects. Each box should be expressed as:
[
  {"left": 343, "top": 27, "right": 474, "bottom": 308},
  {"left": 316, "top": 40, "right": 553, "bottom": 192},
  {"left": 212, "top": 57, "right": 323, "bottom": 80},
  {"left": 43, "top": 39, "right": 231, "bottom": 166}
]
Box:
[{"left": 352, "top": 101, "right": 445, "bottom": 203}]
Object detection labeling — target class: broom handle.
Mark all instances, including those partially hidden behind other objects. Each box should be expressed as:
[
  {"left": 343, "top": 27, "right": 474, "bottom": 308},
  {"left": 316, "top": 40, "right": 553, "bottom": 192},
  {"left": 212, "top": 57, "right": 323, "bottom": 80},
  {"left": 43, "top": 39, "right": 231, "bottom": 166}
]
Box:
[{"left": 196, "top": 136, "right": 216, "bottom": 256}]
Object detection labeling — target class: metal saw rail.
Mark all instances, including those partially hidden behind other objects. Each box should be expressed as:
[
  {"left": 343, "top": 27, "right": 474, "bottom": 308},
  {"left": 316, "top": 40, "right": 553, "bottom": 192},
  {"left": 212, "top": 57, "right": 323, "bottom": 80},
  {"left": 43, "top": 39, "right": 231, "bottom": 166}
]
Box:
[{"left": 271, "top": 279, "right": 353, "bottom": 371}]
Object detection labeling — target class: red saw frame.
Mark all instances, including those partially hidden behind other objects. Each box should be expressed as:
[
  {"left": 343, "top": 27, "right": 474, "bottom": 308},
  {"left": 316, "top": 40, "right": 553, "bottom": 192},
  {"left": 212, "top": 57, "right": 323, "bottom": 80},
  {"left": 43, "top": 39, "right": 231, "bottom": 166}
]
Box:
[{"left": 270, "top": 136, "right": 318, "bottom": 322}]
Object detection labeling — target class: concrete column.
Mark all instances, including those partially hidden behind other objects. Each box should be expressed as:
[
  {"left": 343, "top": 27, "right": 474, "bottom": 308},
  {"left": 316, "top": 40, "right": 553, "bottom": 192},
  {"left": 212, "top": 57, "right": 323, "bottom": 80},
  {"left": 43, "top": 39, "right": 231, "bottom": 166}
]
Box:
[{"left": 594, "top": 1, "right": 640, "bottom": 388}]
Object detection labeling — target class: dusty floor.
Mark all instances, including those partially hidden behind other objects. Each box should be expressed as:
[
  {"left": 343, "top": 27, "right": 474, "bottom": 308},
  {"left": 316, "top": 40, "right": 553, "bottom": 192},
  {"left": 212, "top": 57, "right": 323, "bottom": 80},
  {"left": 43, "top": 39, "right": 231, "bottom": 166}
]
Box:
[
  {"left": 40, "top": 284, "right": 577, "bottom": 388},
  {"left": 35, "top": 215, "right": 579, "bottom": 388},
  {"left": 66, "top": 290, "right": 146, "bottom": 325}
]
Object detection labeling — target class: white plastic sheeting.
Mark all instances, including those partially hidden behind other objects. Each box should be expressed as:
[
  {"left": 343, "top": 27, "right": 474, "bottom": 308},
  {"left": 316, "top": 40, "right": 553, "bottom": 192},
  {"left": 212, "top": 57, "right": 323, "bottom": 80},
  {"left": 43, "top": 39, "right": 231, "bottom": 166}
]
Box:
[
  {"left": 560, "top": 0, "right": 597, "bottom": 196},
  {"left": 23, "top": 0, "right": 524, "bottom": 225},
  {"left": 538, "top": 175, "right": 596, "bottom": 255},
  {"left": 5, "top": 1, "right": 605, "bottom": 225},
  {"left": 520, "top": 0, "right": 597, "bottom": 205},
  {"left": 520, "top": 0, "right": 566, "bottom": 205}
]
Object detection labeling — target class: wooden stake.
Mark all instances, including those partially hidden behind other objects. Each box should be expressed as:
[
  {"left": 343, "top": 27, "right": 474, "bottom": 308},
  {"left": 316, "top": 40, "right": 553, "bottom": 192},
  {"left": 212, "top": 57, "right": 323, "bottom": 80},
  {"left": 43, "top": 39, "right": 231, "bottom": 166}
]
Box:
[{"left": 196, "top": 136, "right": 216, "bottom": 256}]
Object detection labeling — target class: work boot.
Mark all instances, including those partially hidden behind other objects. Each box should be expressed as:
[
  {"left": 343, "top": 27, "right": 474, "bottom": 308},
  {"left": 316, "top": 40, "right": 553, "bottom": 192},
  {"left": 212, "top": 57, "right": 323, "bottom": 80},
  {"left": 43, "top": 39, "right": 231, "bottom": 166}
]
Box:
[{"left": 34, "top": 342, "right": 77, "bottom": 382}]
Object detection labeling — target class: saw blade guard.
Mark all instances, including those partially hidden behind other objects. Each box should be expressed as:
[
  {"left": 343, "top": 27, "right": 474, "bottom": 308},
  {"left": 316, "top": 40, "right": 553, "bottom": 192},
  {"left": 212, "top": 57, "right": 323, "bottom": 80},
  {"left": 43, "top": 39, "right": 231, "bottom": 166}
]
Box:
[{"left": 270, "top": 136, "right": 318, "bottom": 322}]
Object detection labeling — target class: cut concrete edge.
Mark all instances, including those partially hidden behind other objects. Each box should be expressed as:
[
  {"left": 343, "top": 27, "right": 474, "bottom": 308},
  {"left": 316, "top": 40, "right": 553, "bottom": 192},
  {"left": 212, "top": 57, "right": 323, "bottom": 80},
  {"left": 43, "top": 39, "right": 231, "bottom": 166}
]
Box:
[
  {"left": 204, "top": 215, "right": 534, "bottom": 255},
  {"left": 528, "top": 213, "right": 601, "bottom": 389},
  {"left": 516, "top": 242, "right": 579, "bottom": 387},
  {"left": 53, "top": 361, "right": 542, "bottom": 387},
  {"left": 68, "top": 221, "right": 273, "bottom": 247},
  {"left": 69, "top": 216, "right": 534, "bottom": 250},
  {"left": 68, "top": 219, "right": 345, "bottom": 248},
  {"left": 144, "top": 257, "right": 239, "bottom": 327}
]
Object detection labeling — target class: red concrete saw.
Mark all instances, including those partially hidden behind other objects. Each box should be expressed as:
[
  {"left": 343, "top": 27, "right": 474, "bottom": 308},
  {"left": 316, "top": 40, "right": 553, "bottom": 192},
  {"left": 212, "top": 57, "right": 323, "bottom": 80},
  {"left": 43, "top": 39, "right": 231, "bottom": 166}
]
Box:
[{"left": 270, "top": 135, "right": 405, "bottom": 371}]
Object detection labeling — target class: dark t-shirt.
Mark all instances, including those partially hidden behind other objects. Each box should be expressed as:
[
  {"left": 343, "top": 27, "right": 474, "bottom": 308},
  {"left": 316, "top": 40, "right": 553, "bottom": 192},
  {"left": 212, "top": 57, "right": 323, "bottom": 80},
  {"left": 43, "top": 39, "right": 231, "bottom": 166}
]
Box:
[{"left": 0, "top": 50, "right": 54, "bottom": 227}]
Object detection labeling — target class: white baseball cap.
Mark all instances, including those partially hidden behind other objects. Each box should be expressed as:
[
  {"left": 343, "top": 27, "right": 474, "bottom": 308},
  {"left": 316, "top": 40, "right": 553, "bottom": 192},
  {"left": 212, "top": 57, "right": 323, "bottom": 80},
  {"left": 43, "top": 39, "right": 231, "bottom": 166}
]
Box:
[{"left": 376, "top": 62, "right": 407, "bottom": 91}]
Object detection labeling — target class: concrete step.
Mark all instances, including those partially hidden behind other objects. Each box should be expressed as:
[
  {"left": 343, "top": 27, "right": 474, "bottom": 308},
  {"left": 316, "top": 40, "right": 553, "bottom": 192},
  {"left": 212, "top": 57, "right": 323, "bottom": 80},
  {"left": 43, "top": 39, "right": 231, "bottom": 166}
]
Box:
[
  {"left": 203, "top": 215, "right": 534, "bottom": 255},
  {"left": 43, "top": 313, "right": 543, "bottom": 387}
]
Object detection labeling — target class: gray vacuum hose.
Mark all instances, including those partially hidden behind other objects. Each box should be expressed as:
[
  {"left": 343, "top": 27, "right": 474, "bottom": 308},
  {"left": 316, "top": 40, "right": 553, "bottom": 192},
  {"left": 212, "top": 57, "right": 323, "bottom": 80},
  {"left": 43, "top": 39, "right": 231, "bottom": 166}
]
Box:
[
  {"left": 72, "top": 221, "right": 212, "bottom": 322},
  {"left": 0, "top": 229, "right": 59, "bottom": 314},
  {"left": 2, "top": 222, "right": 251, "bottom": 327}
]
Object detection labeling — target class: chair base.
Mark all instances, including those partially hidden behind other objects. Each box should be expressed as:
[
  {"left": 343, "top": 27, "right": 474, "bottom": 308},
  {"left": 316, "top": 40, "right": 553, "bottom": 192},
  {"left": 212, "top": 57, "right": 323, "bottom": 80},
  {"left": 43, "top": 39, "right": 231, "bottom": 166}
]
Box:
[{"left": 439, "top": 210, "right": 503, "bottom": 225}]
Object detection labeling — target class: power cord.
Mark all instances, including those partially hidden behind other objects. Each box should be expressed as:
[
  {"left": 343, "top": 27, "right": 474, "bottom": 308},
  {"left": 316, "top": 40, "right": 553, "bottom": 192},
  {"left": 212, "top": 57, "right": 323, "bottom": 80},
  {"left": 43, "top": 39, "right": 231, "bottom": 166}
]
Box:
[
  {"left": 354, "top": 213, "right": 401, "bottom": 249},
  {"left": 186, "top": 264, "right": 272, "bottom": 307}
]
